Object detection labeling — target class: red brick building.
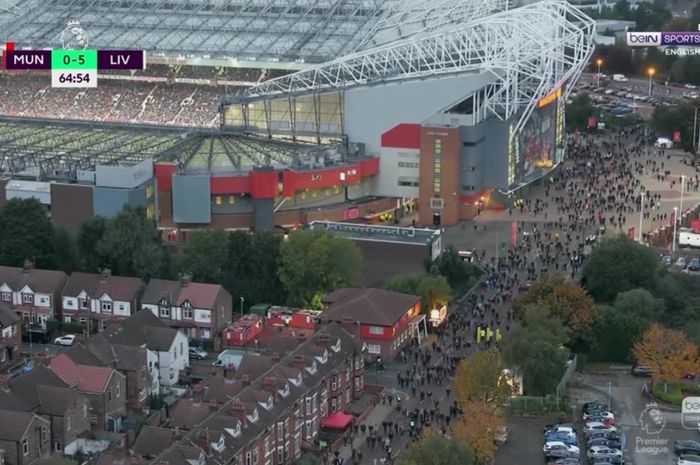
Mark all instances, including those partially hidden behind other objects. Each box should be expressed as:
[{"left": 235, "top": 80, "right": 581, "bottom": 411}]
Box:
[
  {"left": 0, "top": 303, "right": 21, "bottom": 369},
  {"left": 321, "top": 288, "right": 425, "bottom": 362}
]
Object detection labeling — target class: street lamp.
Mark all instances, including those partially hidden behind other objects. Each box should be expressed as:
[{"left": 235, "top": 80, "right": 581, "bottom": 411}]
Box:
[
  {"left": 239, "top": 296, "right": 244, "bottom": 316},
  {"left": 638, "top": 192, "right": 645, "bottom": 243},
  {"left": 673, "top": 206, "right": 679, "bottom": 252},
  {"left": 647, "top": 67, "right": 655, "bottom": 97},
  {"left": 680, "top": 175, "right": 686, "bottom": 227},
  {"left": 596, "top": 58, "right": 603, "bottom": 84}
]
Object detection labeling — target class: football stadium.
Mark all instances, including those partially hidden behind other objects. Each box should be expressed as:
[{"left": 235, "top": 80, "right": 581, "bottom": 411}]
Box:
[{"left": 0, "top": 0, "right": 595, "bottom": 234}]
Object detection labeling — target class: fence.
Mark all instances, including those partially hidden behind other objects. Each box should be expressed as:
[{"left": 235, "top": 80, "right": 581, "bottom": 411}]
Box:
[
  {"left": 555, "top": 355, "right": 578, "bottom": 401},
  {"left": 508, "top": 395, "right": 568, "bottom": 414}
]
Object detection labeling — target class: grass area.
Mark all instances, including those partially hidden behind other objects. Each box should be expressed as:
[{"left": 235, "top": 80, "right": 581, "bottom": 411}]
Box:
[
  {"left": 348, "top": 392, "right": 375, "bottom": 416},
  {"left": 652, "top": 382, "right": 700, "bottom": 406},
  {"left": 297, "top": 451, "right": 320, "bottom": 465}
]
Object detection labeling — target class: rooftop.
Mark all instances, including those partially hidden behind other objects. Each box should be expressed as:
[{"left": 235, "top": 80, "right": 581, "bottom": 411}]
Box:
[
  {"left": 308, "top": 221, "right": 441, "bottom": 246},
  {"left": 62, "top": 271, "right": 145, "bottom": 302},
  {"left": 141, "top": 278, "right": 225, "bottom": 310},
  {"left": 322, "top": 287, "right": 420, "bottom": 326}
]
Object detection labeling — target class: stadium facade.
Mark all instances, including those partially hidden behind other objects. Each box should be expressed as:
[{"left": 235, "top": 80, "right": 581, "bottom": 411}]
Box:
[{"left": 0, "top": 0, "right": 595, "bottom": 232}]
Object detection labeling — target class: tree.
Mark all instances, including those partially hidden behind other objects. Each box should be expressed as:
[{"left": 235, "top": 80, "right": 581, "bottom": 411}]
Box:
[
  {"left": 77, "top": 216, "right": 107, "bottom": 272},
  {"left": 0, "top": 198, "right": 55, "bottom": 268},
  {"left": 651, "top": 103, "right": 698, "bottom": 150},
  {"left": 590, "top": 306, "right": 650, "bottom": 363},
  {"left": 432, "top": 246, "right": 482, "bottom": 295},
  {"left": 634, "top": 324, "right": 700, "bottom": 384},
  {"left": 384, "top": 275, "right": 424, "bottom": 295},
  {"left": 53, "top": 227, "right": 78, "bottom": 273},
  {"left": 395, "top": 432, "right": 477, "bottom": 465},
  {"left": 455, "top": 350, "right": 513, "bottom": 407},
  {"left": 452, "top": 401, "right": 505, "bottom": 462},
  {"left": 612, "top": 0, "right": 631, "bottom": 19},
  {"left": 96, "top": 206, "right": 167, "bottom": 279},
  {"left": 416, "top": 275, "right": 451, "bottom": 310},
  {"left": 513, "top": 276, "right": 598, "bottom": 335},
  {"left": 180, "top": 229, "right": 229, "bottom": 283},
  {"left": 566, "top": 94, "right": 596, "bottom": 131},
  {"left": 503, "top": 306, "right": 570, "bottom": 396},
  {"left": 278, "top": 230, "right": 362, "bottom": 308},
  {"left": 242, "top": 232, "right": 288, "bottom": 307},
  {"left": 582, "top": 235, "right": 660, "bottom": 302},
  {"left": 613, "top": 288, "right": 665, "bottom": 321}
]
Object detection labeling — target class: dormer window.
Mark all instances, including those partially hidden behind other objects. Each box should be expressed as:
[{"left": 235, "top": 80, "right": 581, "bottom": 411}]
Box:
[
  {"left": 306, "top": 361, "right": 318, "bottom": 375},
  {"left": 247, "top": 408, "right": 259, "bottom": 424},
  {"left": 21, "top": 292, "right": 33, "bottom": 304},
  {"left": 278, "top": 383, "right": 290, "bottom": 398},
  {"left": 159, "top": 299, "right": 170, "bottom": 318},
  {"left": 211, "top": 434, "right": 225, "bottom": 452},
  {"left": 290, "top": 373, "right": 302, "bottom": 387},
  {"left": 226, "top": 421, "right": 242, "bottom": 438},
  {"left": 101, "top": 301, "right": 112, "bottom": 313},
  {"left": 331, "top": 339, "right": 341, "bottom": 353},
  {"left": 183, "top": 301, "right": 193, "bottom": 319},
  {"left": 0, "top": 291, "right": 11, "bottom": 302},
  {"left": 259, "top": 396, "right": 273, "bottom": 411}
]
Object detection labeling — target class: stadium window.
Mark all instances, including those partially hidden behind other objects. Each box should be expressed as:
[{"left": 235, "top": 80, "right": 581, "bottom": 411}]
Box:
[
  {"left": 228, "top": 195, "right": 235, "bottom": 205},
  {"left": 215, "top": 196, "right": 222, "bottom": 205},
  {"left": 312, "top": 190, "right": 318, "bottom": 198}
]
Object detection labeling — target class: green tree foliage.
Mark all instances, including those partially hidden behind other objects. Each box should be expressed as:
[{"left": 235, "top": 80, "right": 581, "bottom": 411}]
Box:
[
  {"left": 455, "top": 350, "right": 513, "bottom": 407},
  {"left": 613, "top": 288, "right": 665, "bottom": 321},
  {"left": 633, "top": 0, "right": 672, "bottom": 32},
  {"left": 96, "top": 206, "right": 168, "bottom": 280},
  {"left": 582, "top": 235, "right": 659, "bottom": 302},
  {"left": 77, "top": 216, "right": 107, "bottom": 272},
  {"left": 566, "top": 94, "right": 596, "bottom": 131},
  {"left": 590, "top": 306, "right": 650, "bottom": 363},
  {"left": 278, "top": 230, "right": 362, "bottom": 308},
  {"left": 0, "top": 198, "right": 55, "bottom": 268},
  {"left": 385, "top": 274, "right": 451, "bottom": 310},
  {"left": 395, "top": 433, "right": 477, "bottom": 465},
  {"left": 431, "top": 246, "right": 482, "bottom": 295},
  {"left": 651, "top": 103, "right": 698, "bottom": 151},
  {"left": 53, "top": 227, "right": 79, "bottom": 273},
  {"left": 181, "top": 229, "right": 229, "bottom": 283},
  {"left": 503, "top": 306, "right": 570, "bottom": 396}
]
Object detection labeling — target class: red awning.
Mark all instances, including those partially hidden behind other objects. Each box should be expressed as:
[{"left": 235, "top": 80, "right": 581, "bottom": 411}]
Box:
[{"left": 321, "top": 412, "right": 354, "bottom": 429}]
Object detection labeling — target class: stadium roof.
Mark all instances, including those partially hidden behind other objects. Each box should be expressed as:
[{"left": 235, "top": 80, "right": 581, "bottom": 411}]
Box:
[
  {"left": 0, "top": 118, "right": 347, "bottom": 180},
  {"left": 0, "top": 0, "right": 508, "bottom": 66}
]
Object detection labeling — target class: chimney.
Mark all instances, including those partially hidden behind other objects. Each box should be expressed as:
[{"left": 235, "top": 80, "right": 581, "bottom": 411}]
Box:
[
  {"left": 340, "top": 317, "right": 361, "bottom": 340},
  {"left": 0, "top": 373, "right": 9, "bottom": 391},
  {"left": 224, "top": 364, "right": 236, "bottom": 384},
  {"left": 192, "top": 383, "right": 204, "bottom": 404},
  {"left": 209, "top": 399, "right": 219, "bottom": 411},
  {"left": 263, "top": 377, "right": 277, "bottom": 396},
  {"left": 271, "top": 352, "right": 280, "bottom": 363},
  {"left": 22, "top": 259, "right": 34, "bottom": 273},
  {"left": 179, "top": 272, "right": 191, "bottom": 288},
  {"left": 194, "top": 428, "right": 209, "bottom": 451},
  {"left": 230, "top": 402, "right": 247, "bottom": 422},
  {"left": 292, "top": 355, "right": 306, "bottom": 370},
  {"left": 100, "top": 268, "right": 112, "bottom": 281},
  {"left": 241, "top": 374, "right": 251, "bottom": 387},
  {"left": 34, "top": 352, "right": 50, "bottom": 367}
]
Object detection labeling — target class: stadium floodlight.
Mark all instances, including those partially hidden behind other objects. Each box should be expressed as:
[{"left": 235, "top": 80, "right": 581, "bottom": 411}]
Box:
[{"left": 233, "top": 0, "right": 595, "bottom": 142}]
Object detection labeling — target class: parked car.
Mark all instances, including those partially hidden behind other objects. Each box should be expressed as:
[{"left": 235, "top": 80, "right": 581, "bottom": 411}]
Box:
[
  {"left": 588, "top": 446, "right": 623, "bottom": 460},
  {"left": 586, "top": 431, "right": 621, "bottom": 443},
  {"left": 591, "top": 457, "right": 624, "bottom": 465},
  {"left": 675, "top": 441, "right": 700, "bottom": 456},
  {"left": 494, "top": 426, "right": 509, "bottom": 445},
  {"left": 661, "top": 254, "right": 673, "bottom": 266},
  {"left": 53, "top": 334, "right": 76, "bottom": 346},
  {"left": 583, "top": 402, "right": 609, "bottom": 414},
  {"left": 679, "top": 454, "right": 700, "bottom": 465},
  {"left": 545, "top": 432, "right": 578, "bottom": 446},
  {"left": 689, "top": 257, "right": 700, "bottom": 271},
  {"left": 585, "top": 415, "right": 617, "bottom": 427},
  {"left": 583, "top": 410, "right": 615, "bottom": 421},
  {"left": 545, "top": 424, "right": 575, "bottom": 435},
  {"left": 544, "top": 442, "right": 580, "bottom": 456},
  {"left": 631, "top": 365, "right": 654, "bottom": 377},
  {"left": 583, "top": 422, "right": 618, "bottom": 436},
  {"left": 549, "top": 459, "right": 581, "bottom": 465},
  {"left": 588, "top": 438, "right": 622, "bottom": 449},
  {"left": 188, "top": 347, "right": 208, "bottom": 360}
]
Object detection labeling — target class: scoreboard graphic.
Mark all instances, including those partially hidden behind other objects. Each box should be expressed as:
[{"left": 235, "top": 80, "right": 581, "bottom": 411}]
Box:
[{"left": 3, "top": 42, "right": 146, "bottom": 88}]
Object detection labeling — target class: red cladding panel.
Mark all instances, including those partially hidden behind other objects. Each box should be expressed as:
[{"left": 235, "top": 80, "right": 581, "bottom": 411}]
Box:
[
  {"left": 380, "top": 123, "right": 421, "bottom": 149},
  {"left": 249, "top": 171, "right": 278, "bottom": 199},
  {"left": 155, "top": 163, "right": 177, "bottom": 192},
  {"left": 210, "top": 176, "right": 250, "bottom": 194},
  {"left": 360, "top": 158, "right": 380, "bottom": 176}
]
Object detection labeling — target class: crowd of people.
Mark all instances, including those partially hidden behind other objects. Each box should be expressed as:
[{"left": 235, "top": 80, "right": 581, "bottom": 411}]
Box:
[
  {"left": 334, "top": 126, "right": 682, "bottom": 465},
  {"left": 0, "top": 64, "right": 288, "bottom": 127}
]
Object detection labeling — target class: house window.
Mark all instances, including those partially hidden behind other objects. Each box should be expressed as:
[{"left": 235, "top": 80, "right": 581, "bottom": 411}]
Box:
[
  {"left": 115, "top": 382, "right": 121, "bottom": 398},
  {"left": 246, "top": 452, "right": 252, "bottom": 465},
  {"left": 64, "top": 315, "right": 73, "bottom": 323},
  {"left": 264, "top": 437, "right": 271, "bottom": 457},
  {"left": 107, "top": 388, "right": 113, "bottom": 402},
  {"left": 346, "top": 388, "right": 351, "bottom": 405},
  {"left": 22, "top": 439, "right": 28, "bottom": 455},
  {"left": 215, "top": 196, "right": 222, "bottom": 205},
  {"left": 160, "top": 305, "right": 170, "bottom": 318},
  {"left": 21, "top": 293, "right": 32, "bottom": 304},
  {"left": 252, "top": 448, "right": 259, "bottom": 465},
  {"left": 79, "top": 317, "right": 87, "bottom": 326},
  {"left": 79, "top": 299, "right": 89, "bottom": 310},
  {"left": 228, "top": 195, "right": 235, "bottom": 205},
  {"left": 55, "top": 442, "right": 62, "bottom": 452},
  {"left": 0, "top": 291, "right": 10, "bottom": 302},
  {"left": 305, "top": 420, "right": 312, "bottom": 439},
  {"left": 277, "top": 447, "right": 283, "bottom": 465},
  {"left": 183, "top": 301, "right": 193, "bottom": 319},
  {"left": 277, "top": 422, "right": 283, "bottom": 441},
  {"left": 331, "top": 398, "right": 337, "bottom": 412},
  {"left": 305, "top": 397, "right": 311, "bottom": 415},
  {"left": 368, "top": 326, "right": 384, "bottom": 335},
  {"left": 41, "top": 426, "right": 48, "bottom": 444},
  {"left": 100, "top": 319, "right": 108, "bottom": 332}
]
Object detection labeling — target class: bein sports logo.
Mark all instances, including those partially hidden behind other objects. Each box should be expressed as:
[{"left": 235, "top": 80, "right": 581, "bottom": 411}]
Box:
[{"left": 627, "top": 32, "right": 661, "bottom": 47}]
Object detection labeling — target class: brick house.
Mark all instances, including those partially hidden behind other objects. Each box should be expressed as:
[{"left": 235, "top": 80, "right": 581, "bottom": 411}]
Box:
[
  {"left": 140, "top": 277, "right": 232, "bottom": 342},
  {"left": 321, "top": 288, "right": 424, "bottom": 362},
  {"left": 0, "top": 262, "right": 67, "bottom": 331},
  {"left": 49, "top": 353, "right": 127, "bottom": 432},
  {"left": 155, "top": 323, "right": 364, "bottom": 465},
  {"left": 0, "top": 303, "right": 21, "bottom": 369},
  {"left": 61, "top": 270, "right": 145, "bottom": 333},
  {"left": 0, "top": 410, "right": 51, "bottom": 465}
]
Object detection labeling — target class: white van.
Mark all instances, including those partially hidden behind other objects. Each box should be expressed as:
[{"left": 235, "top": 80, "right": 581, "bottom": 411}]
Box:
[
  {"left": 655, "top": 137, "right": 673, "bottom": 149},
  {"left": 612, "top": 74, "right": 628, "bottom": 82},
  {"left": 679, "top": 228, "right": 700, "bottom": 248}
]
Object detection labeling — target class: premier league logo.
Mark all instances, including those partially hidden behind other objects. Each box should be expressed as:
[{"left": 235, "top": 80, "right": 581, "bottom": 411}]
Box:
[{"left": 60, "top": 20, "right": 89, "bottom": 50}]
